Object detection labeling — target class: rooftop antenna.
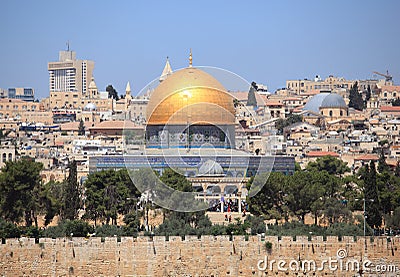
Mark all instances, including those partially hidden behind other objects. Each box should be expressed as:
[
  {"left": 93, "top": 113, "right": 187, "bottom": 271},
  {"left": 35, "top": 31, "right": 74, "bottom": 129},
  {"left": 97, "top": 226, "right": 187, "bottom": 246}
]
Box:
[{"left": 66, "top": 41, "right": 70, "bottom": 51}]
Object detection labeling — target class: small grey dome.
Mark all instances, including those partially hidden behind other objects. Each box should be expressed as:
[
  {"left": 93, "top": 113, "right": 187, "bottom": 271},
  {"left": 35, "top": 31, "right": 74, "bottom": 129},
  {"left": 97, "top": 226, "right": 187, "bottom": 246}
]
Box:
[
  {"left": 303, "top": 93, "right": 346, "bottom": 113},
  {"left": 198, "top": 159, "right": 224, "bottom": 176},
  {"left": 303, "top": 93, "right": 330, "bottom": 113},
  {"left": 320, "top": 93, "right": 346, "bottom": 108}
]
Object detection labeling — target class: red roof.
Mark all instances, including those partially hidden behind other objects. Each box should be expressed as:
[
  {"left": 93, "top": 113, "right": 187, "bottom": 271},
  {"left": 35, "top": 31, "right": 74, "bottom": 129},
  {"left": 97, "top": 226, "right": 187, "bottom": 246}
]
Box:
[
  {"left": 380, "top": 106, "right": 400, "bottom": 112},
  {"left": 306, "top": 151, "right": 340, "bottom": 157}
]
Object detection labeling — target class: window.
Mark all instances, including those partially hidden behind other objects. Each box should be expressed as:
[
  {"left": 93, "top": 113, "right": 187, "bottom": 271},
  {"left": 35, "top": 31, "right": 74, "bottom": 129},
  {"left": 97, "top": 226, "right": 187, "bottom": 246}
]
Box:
[
  {"left": 329, "top": 110, "right": 333, "bottom": 117},
  {"left": 340, "top": 110, "right": 343, "bottom": 116},
  {"left": 8, "top": 153, "right": 12, "bottom": 161},
  {"left": 2, "top": 153, "right": 6, "bottom": 162}
]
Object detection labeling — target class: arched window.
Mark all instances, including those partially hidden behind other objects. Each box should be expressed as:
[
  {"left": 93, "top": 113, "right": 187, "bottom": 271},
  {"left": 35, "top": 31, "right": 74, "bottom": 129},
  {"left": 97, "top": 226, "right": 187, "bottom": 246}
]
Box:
[
  {"left": 2, "top": 153, "right": 6, "bottom": 162},
  {"left": 340, "top": 110, "right": 343, "bottom": 116},
  {"left": 329, "top": 110, "right": 333, "bottom": 117},
  {"left": 8, "top": 153, "right": 12, "bottom": 161}
]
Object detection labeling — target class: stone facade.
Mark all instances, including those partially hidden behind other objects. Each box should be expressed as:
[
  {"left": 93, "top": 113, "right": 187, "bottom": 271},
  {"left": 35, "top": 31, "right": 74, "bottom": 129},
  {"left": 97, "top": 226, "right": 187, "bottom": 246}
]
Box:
[{"left": 1, "top": 236, "right": 399, "bottom": 276}]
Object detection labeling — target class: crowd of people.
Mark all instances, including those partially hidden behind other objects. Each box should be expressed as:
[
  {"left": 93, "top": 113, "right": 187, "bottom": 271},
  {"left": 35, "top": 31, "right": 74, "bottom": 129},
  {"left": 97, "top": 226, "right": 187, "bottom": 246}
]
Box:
[{"left": 207, "top": 198, "right": 248, "bottom": 222}]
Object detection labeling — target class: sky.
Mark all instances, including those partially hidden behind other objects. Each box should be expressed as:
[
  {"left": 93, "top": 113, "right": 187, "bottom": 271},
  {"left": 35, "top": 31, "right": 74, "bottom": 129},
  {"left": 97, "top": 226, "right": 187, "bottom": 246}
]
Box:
[{"left": 1, "top": 0, "right": 400, "bottom": 100}]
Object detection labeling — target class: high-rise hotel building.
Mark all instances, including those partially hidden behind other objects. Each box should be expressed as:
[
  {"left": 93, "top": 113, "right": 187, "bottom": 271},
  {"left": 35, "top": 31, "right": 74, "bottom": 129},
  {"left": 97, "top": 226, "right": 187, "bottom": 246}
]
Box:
[{"left": 48, "top": 50, "right": 94, "bottom": 109}]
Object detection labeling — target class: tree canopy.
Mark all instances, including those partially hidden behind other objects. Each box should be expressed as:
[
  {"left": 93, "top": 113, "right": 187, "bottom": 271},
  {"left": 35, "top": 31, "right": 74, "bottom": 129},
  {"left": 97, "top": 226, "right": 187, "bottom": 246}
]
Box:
[
  {"left": 274, "top": 114, "right": 303, "bottom": 135},
  {"left": 0, "top": 158, "right": 44, "bottom": 226},
  {"left": 106, "top": 85, "right": 119, "bottom": 100},
  {"left": 306, "top": 155, "right": 350, "bottom": 176},
  {"left": 83, "top": 169, "right": 139, "bottom": 225}
]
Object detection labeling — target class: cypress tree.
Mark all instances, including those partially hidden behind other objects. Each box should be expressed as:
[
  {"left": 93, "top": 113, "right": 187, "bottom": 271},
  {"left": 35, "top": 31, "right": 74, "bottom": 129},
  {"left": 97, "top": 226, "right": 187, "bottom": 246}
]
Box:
[
  {"left": 349, "top": 81, "right": 364, "bottom": 111},
  {"left": 62, "top": 160, "right": 81, "bottom": 220},
  {"left": 364, "top": 161, "right": 382, "bottom": 229}
]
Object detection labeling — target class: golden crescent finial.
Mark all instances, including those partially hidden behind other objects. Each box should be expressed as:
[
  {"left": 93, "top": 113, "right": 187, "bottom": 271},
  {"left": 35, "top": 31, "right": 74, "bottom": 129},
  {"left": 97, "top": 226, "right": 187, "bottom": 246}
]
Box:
[{"left": 189, "top": 48, "right": 192, "bottom": 67}]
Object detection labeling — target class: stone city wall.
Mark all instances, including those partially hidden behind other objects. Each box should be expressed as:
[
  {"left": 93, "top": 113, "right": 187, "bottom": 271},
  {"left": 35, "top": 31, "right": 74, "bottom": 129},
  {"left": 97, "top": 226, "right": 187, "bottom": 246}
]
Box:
[{"left": 1, "top": 235, "right": 399, "bottom": 276}]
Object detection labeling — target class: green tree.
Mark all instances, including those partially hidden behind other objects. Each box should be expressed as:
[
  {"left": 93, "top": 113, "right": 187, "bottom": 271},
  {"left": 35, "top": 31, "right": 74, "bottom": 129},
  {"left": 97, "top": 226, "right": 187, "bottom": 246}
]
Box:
[
  {"left": 62, "top": 160, "right": 81, "bottom": 220},
  {"left": 159, "top": 168, "right": 204, "bottom": 226},
  {"left": 106, "top": 85, "right": 119, "bottom": 100},
  {"left": 78, "top": 119, "right": 85, "bottom": 136},
  {"left": 285, "top": 171, "right": 333, "bottom": 224},
  {"left": 385, "top": 207, "right": 400, "bottom": 229},
  {"left": 361, "top": 162, "right": 382, "bottom": 229},
  {"left": 306, "top": 155, "right": 350, "bottom": 176},
  {"left": 348, "top": 81, "right": 364, "bottom": 111},
  {"left": 246, "top": 81, "right": 258, "bottom": 106},
  {"left": 376, "top": 171, "right": 396, "bottom": 216},
  {"left": 0, "top": 218, "right": 21, "bottom": 238},
  {"left": 40, "top": 180, "right": 63, "bottom": 226},
  {"left": 366, "top": 84, "right": 372, "bottom": 101},
  {"left": 160, "top": 168, "right": 192, "bottom": 192},
  {"left": 0, "top": 158, "right": 43, "bottom": 227},
  {"left": 84, "top": 169, "right": 134, "bottom": 226},
  {"left": 247, "top": 172, "right": 289, "bottom": 223},
  {"left": 275, "top": 114, "right": 303, "bottom": 135},
  {"left": 378, "top": 145, "right": 389, "bottom": 173},
  {"left": 395, "top": 161, "right": 400, "bottom": 177},
  {"left": 322, "top": 198, "right": 352, "bottom": 224}
]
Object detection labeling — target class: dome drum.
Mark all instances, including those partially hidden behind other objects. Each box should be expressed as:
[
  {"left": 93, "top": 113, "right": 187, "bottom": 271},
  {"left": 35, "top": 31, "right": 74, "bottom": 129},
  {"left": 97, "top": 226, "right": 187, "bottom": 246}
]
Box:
[{"left": 146, "top": 124, "right": 235, "bottom": 149}]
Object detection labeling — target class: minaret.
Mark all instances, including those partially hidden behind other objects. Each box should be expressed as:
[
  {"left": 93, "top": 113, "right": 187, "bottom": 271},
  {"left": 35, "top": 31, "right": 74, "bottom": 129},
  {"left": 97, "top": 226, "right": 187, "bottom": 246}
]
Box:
[
  {"left": 125, "top": 81, "right": 132, "bottom": 108},
  {"left": 125, "top": 81, "right": 131, "bottom": 97},
  {"left": 159, "top": 57, "right": 173, "bottom": 82}
]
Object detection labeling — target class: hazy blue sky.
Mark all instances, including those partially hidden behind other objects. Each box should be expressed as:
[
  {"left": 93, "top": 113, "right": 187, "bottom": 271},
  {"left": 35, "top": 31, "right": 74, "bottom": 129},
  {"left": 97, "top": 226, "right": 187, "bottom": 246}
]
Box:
[{"left": 1, "top": 0, "right": 399, "bottom": 99}]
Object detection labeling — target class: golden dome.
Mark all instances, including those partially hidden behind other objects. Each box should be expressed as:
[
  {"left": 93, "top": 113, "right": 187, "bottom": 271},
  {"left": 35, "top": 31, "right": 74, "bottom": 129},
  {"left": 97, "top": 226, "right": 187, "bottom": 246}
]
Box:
[{"left": 147, "top": 67, "right": 235, "bottom": 125}]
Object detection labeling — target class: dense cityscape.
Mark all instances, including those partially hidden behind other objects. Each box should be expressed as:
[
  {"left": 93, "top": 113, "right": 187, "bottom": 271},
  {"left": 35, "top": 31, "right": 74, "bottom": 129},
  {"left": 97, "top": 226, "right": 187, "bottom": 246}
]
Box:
[
  {"left": 1, "top": 1, "right": 400, "bottom": 275},
  {"left": 1, "top": 48, "right": 400, "bottom": 275}
]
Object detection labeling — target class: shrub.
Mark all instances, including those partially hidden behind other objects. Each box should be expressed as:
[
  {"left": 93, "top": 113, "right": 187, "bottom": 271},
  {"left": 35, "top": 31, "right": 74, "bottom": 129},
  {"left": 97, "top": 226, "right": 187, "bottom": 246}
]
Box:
[
  {"left": 95, "top": 224, "right": 125, "bottom": 237},
  {"left": 42, "top": 220, "right": 94, "bottom": 238},
  {"left": 265, "top": 241, "right": 272, "bottom": 254},
  {"left": 0, "top": 219, "right": 21, "bottom": 238}
]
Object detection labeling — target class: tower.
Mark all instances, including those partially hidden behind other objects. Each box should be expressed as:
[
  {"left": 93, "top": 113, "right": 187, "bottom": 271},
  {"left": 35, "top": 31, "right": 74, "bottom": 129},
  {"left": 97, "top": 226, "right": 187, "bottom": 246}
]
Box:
[
  {"left": 159, "top": 57, "right": 173, "bottom": 82},
  {"left": 48, "top": 49, "right": 94, "bottom": 96},
  {"left": 87, "top": 77, "right": 98, "bottom": 99}
]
